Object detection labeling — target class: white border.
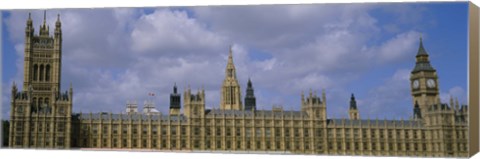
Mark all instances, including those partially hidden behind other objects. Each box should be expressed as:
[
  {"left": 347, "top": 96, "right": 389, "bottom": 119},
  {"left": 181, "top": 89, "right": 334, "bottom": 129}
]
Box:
[{"left": 0, "top": 0, "right": 478, "bottom": 159}]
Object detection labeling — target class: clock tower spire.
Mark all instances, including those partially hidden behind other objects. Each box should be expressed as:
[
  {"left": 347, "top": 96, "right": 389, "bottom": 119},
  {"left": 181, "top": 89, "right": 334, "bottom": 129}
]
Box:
[{"left": 410, "top": 36, "right": 440, "bottom": 113}]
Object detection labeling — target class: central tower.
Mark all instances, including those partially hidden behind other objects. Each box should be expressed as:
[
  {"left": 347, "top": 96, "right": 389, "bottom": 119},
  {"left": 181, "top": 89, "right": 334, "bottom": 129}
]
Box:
[{"left": 220, "top": 46, "right": 243, "bottom": 110}]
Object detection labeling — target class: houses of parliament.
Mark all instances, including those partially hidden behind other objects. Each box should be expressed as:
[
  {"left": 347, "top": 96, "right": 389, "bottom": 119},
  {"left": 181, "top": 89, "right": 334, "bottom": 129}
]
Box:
[{"left": 7, "top": 13, "right": 469, "bottom": 157}]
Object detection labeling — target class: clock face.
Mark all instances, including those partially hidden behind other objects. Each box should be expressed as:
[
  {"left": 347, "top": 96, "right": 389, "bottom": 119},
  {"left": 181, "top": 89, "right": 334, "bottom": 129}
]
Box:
[
  {"left": 427, "top": 79, "right": 436, "bottom": 88},
  {"left": 412, "top": 80, "right": 419, "bottom": 89}
]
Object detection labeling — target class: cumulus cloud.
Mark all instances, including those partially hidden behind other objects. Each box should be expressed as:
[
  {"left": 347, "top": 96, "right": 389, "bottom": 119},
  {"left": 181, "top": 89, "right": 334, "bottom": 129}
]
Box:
[
  {"left": 2, "top": 4, "right": 465, "bottom": 121},
  {"left": 440, "top": 86, "right": 468, "bottom": 106},
  {"left": 130, "top": 9, "right": 227, "bottom": 56},
  {"left": 360, "top": 69, "right": 412, "bottom": 119}
]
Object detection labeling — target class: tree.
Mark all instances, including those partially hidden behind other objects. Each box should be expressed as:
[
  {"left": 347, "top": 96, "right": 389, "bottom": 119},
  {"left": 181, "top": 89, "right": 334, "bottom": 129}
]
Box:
[{"left": 2, "top": 120, "right": 9, "bottom": 147}]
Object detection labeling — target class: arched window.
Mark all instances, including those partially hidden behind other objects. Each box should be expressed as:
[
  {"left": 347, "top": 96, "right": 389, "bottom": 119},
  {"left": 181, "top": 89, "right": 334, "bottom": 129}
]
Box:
[
  {"left": 38, "top": 97, "right": 43, "bottom": 107},
  {"left": 33, "top": 64, "right": 38, "bottom": 81},
  {"left": 45, "top": 98, "right": 49, "bottom": 106},
  {"left": 38, "top": 97, "right": 43, "bottom": 112},
  {"left": 39, "top": 65, "right": 44, "bottom": 81},
  {"left": 32, "top": 98, "right": 37, "bottom": 112},
  {"left": 45, "top": 65, "right": 50, "bottom": 81},
  {"left": 45, "top": 98, "right": 50, "bottom": 113}
]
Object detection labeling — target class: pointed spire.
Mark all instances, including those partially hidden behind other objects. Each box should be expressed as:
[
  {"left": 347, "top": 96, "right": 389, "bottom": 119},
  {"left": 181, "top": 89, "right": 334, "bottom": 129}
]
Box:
[
  {"left": 55, "top": 14, "right": 61, "bottom": 28},
  {"left": 225, "top": 45, "right": 236, "bottom": 79},
  {"left": 247, "top": 78, "right": 252, "bottom": 88},
  {"left": 43, "top": 10, "right": 47, "bottom": 28},
  {"left": 173, "top": 82, "right": 177, "bottom": 94},
  {"left": 416, "top": 35, "right": 428, "bottom": 57}
]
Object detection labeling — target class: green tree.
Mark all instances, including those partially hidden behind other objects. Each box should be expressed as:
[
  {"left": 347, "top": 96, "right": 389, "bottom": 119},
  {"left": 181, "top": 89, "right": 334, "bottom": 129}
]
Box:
[{"left": 2, "top": 120, "right": 9, "bottom": 147}]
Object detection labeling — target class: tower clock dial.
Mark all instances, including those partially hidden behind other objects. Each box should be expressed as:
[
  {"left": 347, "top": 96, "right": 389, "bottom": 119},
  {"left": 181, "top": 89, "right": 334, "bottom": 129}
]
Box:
[
  {"left": 427, "top": 79, "right": 436, "bottom": 88},
  {"left": 412, "top": 80, "right": 419, "bottom": 89}
]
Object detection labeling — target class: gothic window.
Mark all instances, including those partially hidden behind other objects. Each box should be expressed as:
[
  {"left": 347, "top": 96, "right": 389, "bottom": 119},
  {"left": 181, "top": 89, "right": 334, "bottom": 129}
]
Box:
[
  {"left": 38, "top": 97, "right": 43, "bottom": 110},
  {"left": 142, "top": 126, "right": 147, "bottom": 135},
  {"left": 58, "top": 106, "right": 65, "bottom": 115},
  {"left": 236, "top": 128, "right": 241, "bottom": 136},
  {"left": 265, "top": 128, "right": 271, "bottom": 137},
  {"left": 39, "top": 64, "right": 44, "bottom": 81},
  {"left": 33, "top": 64, "right": 38, "bottom": 81},
  {"left": 246, "top": 128, "right": 251, "bottom": 137},
  {"left": 181, "top": 126, "right": 186, "bottom": 135},
  {"left": 46, "top": 123, "right": 50, "bottom": 132},
  {"left": 103, "top": 125, "right": 108, "bottom": 134},
  {"left": 45, "top": 65, "right": 50, "bottom": 81},
  {"left": 216, "top": 140, "right": 221, "bottom": 149},
  {"left": 16, "top": 106, "right": 23, "bottom": 113},
  {"left": 226, "top": 128, "right": 232, "bottom": 136},
  {"left": 216, "top": 127, "right": 221, "bottom": 136},
  {"left": 152, "top": 126, "right": 157, "bottom": 135},
  {"left": 32, "top": 98, "right": 37, "bottom": 113},
  {"left": 123, "top": 125, "right": 128, "bottom": 134},
  {"left": 171, "top": 126, "right": 177, "bottom": 135},
  {"left": 255, "top": 127, "right": 262, "bottom": 137}
]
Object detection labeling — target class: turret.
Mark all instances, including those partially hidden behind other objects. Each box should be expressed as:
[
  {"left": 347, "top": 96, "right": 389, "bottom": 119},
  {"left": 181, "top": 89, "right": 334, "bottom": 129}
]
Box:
[
  {"left": 69, "top": 83, "right": 73, "bottom": 100},
  {"left": 169, "top": 83, "right": 181, "bottom": 115},
  {"left": 413, "top": 101, "right": 422, "bottom": 120},
  {"left": 220, "top": 46, "right": 243, "bottom": 110},
  {"left": 184, "top": 86, "right": 205, "bottom": 118},
  {"left": 349, "top": 93, "right": 360, "bottom": 120},
  {"left": 244, "top": 78, "right": 256, "bottom": 111},
  {"left": 25, "top": 13, "right": 33, "bottom": 37},
  {"left": 11, "top": 81, "right": 18, "bottom": 100},
  {"left": 301, "top": 88, "right": 327, "bottom": 120}
]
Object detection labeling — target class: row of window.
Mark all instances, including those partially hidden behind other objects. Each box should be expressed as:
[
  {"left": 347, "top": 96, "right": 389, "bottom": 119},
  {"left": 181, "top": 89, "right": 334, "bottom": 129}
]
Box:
[
  {"left": 80, "top": 138, "right": 468, "bottom": 152},
  {"left": 84, "top": 138, "right": 311, "bottom": 151},
  {"left": 84, "top": 125, "right": 316, "bottom": 138},
  {"left": 81, "top": 124, "right": 468, "bottom": 141},
  {"left": 13, "top": 122, "right": 66, "bottom": 133}
]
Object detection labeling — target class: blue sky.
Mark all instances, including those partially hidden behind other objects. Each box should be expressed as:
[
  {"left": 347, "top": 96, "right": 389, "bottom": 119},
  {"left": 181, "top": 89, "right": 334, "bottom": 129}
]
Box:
[{"left": 1, "top": 2, "right": 468, "bottom": 120}]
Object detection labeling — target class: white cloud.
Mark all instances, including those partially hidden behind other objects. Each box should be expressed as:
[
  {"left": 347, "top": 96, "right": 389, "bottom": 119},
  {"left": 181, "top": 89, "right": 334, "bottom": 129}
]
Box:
[
  {"left": 440, "top": 86, "right": 467, "bottom": 106},
  {"left": 376, "top": 31, "right": 419, "bottom": 63},
  {"left": 360, "top": 69, "right": 412, "bottom": 119},
  {"left": 130, "top": 9, "right": 227, "bottom": 56},
  {"left": 2, "top": 4, "right": 462, "bottom": 121}
]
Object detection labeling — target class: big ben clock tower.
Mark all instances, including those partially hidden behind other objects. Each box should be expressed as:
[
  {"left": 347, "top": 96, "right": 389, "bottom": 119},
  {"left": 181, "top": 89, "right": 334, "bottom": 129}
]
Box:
[{"left": 410, "top": 37, "right": 440, "bottom": 113}]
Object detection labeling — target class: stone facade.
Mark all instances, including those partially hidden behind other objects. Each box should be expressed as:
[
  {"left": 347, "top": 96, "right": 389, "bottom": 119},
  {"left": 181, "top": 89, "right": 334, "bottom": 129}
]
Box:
[{"left": 9, "top": 13, "right": 469, "bottom": 157}]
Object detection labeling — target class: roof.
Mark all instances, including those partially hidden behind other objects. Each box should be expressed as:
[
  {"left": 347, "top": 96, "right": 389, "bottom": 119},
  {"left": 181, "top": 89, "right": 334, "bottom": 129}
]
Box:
[
  {"left": 205, "top": 109, "right": 308, "bottom": 118},
  {"left": 78, "top": 113, "right": 187, "bottom": 122},
  {"left": 412, "top": 62, "right": 436, "bottom": 73},
  {"left": 327, "top": 119, "right": 423, "bottom": 127},
  {"left": 416, "top": 37, "right": 429, "bottom": 57}
]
